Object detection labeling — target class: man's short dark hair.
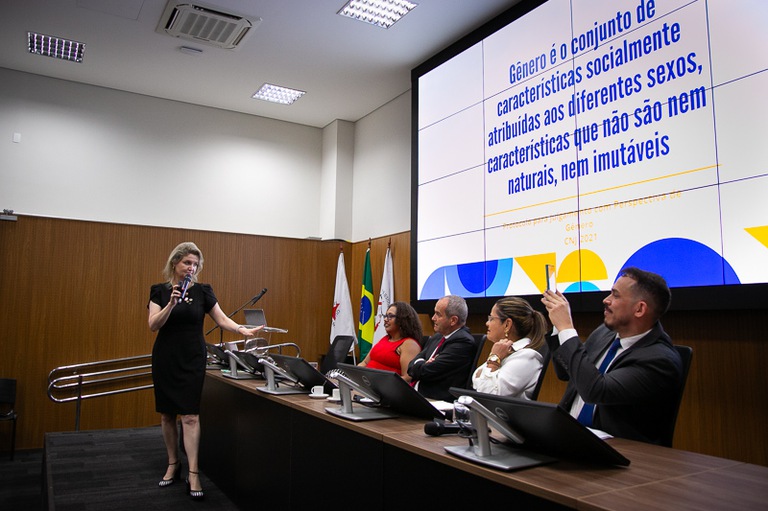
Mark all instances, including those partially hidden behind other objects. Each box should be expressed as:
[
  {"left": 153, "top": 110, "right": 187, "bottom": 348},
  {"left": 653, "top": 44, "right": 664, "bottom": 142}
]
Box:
[{"left": 619, "top": 267, "right": 671, "bottom": 320}]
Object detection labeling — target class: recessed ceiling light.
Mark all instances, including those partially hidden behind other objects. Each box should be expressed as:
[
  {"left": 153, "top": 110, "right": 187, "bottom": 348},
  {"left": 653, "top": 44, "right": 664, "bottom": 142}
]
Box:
[
  {"left": 252, "top": 84, "right": 306, "bottom": 105},
  {"left": 27, "top": 32, "right": 85, "bottom": 63},
  {"left": 337, "top": 0, "right": 418, "bottom": 29}
]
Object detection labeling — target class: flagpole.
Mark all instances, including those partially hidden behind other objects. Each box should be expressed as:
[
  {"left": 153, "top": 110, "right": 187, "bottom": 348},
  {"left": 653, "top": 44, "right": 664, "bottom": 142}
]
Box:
[
  {"left": 331, "top": 246, "right": 356, "bottom": 362},
  {"left": 358, "top": 242, "right": 375, "bottom": 360},
  {"left": 373, "top": 241, "right": 394, "bottom": 356}
]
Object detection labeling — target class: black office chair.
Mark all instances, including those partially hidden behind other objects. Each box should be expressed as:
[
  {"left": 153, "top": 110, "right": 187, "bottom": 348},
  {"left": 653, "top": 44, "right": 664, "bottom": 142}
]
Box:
[
  {"left": 530, "top": 342, "right": 551, "bottom": 401},
  {"left": 465, "top": 334, "right": 487, "bottom": 388},
  {"left": 0, "top": 378, "right": 18, "bottom": 461},
  {"left": 320, "top": 335, "right": 356, "bottom": 375},
  {"left": 660, "top": 345, "right": 693, "bottom": 447}
]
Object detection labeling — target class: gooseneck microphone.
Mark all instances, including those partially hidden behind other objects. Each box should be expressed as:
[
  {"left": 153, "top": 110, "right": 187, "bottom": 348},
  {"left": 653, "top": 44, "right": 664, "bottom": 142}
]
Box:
[
  {"left": 251, "top": 288, "right": 268, "bottom": 304},
  {"left": 179, "top": 274, "right": 192, "bottom": 302}
]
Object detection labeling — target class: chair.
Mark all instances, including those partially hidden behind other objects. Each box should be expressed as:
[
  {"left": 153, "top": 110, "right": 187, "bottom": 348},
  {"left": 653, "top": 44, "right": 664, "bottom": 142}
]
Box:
[
  {"left": 320, "top": 335, "right": 356, "bottom": 375},
  {"left": 0, "top": 378, "right": 18, "bottom": 461},
  {"left": 530, "top": 343, "right": 551, "bottom": 401},
  {"left": 660, "top": 345, "right": 693, "bottom": 447},
  {"left": 465, "top": 334, "right": 488, "bottom": 388}
]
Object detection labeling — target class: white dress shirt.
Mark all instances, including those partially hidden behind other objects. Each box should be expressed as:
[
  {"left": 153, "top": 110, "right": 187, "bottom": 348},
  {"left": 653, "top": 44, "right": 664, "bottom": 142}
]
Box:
[{"left": 471, "top": 337, "right": 543, "bottom": 399}]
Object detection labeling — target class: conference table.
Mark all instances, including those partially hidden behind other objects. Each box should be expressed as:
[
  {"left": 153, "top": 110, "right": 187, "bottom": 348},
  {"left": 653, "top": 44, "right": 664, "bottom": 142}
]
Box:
[{"left": 200, "top": 371, "right": 767, "bottom": 510}]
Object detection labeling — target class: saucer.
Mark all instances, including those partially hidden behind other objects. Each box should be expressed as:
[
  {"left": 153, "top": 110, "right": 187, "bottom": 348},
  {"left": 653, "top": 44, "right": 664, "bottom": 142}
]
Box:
[
  {"left": 326, "top": 396, "right": 341, "bottom": 402},
  {"left": 308, "top": 393, "right": 329, "bottom": 399}
]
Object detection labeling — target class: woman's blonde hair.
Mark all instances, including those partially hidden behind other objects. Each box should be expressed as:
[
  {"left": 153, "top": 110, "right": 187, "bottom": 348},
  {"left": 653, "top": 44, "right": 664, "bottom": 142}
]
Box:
[{"left": 162, "top": 242, "right": 204, "bottom": 283}]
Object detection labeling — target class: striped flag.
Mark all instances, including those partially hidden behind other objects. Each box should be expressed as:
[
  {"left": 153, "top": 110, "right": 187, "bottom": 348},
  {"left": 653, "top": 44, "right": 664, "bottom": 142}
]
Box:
[
  {"left": 358, "top": 248, "right": 375, "bottom": 360},
  {"left": 373, "top": 246, "right": 394, "bottom": 347},
  {"left": 331, "top": 251, "right": 356, "bottom": 345}
]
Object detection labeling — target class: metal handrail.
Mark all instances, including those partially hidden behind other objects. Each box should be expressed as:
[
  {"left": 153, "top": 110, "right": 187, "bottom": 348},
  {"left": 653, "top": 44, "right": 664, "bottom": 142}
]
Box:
[
  {"left": 48, "top": 354, "right": 155, "bottom": 430},
  {"left": 214, "top": 339, "right": 301, "bottom": 356},
  {"left": 48, "top": 355, "right": 154, "bottom": 404},
  {"left": 245, "top": 342, "right": 301, "bottom": 357},
  {"left": 48, "top": 342, "right": 303, "bottom": 430}
]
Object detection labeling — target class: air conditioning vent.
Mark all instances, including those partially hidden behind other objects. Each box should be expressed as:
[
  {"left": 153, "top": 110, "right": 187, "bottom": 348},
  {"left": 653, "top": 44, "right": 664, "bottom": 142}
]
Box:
[{"left": 156, "top": 2, "right": 260, "bottom": 50}]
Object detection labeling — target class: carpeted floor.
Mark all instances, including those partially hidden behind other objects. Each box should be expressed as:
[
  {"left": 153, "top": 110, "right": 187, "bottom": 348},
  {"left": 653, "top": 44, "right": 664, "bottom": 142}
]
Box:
[
  {"left": 0, "top": 448, "right": 44, "bottom": 510},
  {"left": 1, "top": 426, "right": 242, "bottom": 511}
]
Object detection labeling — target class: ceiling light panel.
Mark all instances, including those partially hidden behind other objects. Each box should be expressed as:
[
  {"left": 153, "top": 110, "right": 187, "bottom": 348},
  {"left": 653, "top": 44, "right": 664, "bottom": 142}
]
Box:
[
  {"left": 27, "top": 32, "right": 85, "bottom": 62},
  {"left": 252, "top": 84, "right": 306, "bottom": 105},
  {"left": 337, "top": 0, "right": 418, "bottom": 29}
]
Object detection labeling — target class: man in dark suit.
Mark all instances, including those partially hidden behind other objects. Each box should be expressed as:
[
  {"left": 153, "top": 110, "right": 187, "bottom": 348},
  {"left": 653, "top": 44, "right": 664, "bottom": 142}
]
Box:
[
  {"left": 541, "top": 267, "right": 682, "bottom": 444},
  {"left": 408, "top": 295, "right": 476, "bottom": 402}
]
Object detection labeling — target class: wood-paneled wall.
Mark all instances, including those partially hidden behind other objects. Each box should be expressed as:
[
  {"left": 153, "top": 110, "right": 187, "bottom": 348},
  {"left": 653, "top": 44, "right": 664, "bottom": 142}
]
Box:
[
  {"left": 1, "top": 217, "right": 765, "bottom": 467},
  {"left": 0, "top": 216, "right": 355, "bottom": 449}
]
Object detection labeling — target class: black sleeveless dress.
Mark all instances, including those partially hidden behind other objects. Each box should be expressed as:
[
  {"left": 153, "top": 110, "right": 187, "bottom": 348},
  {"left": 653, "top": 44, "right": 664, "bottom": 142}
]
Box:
[{"left": 149, "top": 282, "right": 217, "bottom": 415}]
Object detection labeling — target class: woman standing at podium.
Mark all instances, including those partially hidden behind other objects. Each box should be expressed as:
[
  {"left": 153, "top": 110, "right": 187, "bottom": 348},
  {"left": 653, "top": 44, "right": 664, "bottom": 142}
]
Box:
[{"left": 148, "top": 242, "right": 262, "bottom": 500}]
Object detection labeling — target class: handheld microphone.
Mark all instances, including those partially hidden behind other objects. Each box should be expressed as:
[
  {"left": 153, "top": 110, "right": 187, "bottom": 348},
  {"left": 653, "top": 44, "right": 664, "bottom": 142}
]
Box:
[
  {"left": 424, "top": 418, "right": 462, "bottom": 436},
  {"left": 179, "top": 274, "right": 192, "bottom": 302},
  {"left": 251, "top": 288, "right": 268, "bottom": 304}
]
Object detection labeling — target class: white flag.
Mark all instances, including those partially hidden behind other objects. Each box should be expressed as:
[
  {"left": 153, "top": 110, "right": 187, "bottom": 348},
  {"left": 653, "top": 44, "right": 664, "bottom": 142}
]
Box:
[
  {"left": 331, "top": 252, "right": 356, "bottom": 344},
  {"left": 373, "top": 247, "right": 394, "bottom": 346}
]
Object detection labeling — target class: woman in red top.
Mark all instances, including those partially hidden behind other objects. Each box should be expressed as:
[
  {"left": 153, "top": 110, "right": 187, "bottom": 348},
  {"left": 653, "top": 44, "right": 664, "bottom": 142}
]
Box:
[{"left": 358, "top": 301, "right": 422, "bottom": 382}]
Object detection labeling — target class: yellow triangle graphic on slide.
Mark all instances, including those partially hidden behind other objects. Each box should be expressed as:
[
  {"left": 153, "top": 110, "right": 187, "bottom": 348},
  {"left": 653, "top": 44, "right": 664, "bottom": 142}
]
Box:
[
  {"left": 745, "top": 226, "right": 768, "bottom": 249},
  {"left": 516, "top": 253, "right": 556, "bottom": 293}
]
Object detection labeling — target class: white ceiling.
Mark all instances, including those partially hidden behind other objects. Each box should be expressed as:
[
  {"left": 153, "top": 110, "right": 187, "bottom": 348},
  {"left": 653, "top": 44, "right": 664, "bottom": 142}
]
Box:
[{"left": 0, "top": 0, "right": 522, "bottom": 128}]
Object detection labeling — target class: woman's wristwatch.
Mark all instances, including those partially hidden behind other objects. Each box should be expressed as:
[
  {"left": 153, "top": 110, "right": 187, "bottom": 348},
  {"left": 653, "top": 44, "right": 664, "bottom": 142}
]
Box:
[{"left": 486, "top": 353, "right": 501, "bottom": 366}]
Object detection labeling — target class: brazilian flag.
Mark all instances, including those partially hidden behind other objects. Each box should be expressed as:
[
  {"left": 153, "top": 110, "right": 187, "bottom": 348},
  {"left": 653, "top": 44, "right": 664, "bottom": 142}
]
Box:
[{"left": 358, "top": 249, "right": 375, "bottom": 360}]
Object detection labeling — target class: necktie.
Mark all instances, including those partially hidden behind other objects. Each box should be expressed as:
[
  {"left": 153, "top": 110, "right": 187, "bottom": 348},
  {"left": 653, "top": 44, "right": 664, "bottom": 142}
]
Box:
[
  {"left": 577, "top": 337, "right": 621, "bottom": 427},
  {"left": 430, "top": 336, "right": 446, "bottom": 358},
  {"left": 410, "top": 337, "right": 446, "bottom": 387}
]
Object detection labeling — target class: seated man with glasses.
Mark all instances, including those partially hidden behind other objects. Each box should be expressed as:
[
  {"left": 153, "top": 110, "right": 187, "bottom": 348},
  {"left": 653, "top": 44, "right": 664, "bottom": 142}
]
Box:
[{"left": 358, "top": 301, "right": 423, "bottom": 383}]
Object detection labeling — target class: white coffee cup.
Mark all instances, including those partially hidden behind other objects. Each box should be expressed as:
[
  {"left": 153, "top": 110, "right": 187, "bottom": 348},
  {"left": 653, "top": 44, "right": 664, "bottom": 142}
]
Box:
[
  {"left": 330, "top": 388, "right": 341, "bottom": 401},
  {"left": 310, "top": 385, "right": 325, "bottom": 396}
]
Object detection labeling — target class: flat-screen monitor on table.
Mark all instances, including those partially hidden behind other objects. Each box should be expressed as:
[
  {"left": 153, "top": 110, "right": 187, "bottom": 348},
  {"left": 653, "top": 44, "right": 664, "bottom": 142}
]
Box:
[
  {"left": 234, "top": 351, "right": 268, "bottom": 376},
  {"left": 208, "top": 344, "right": 263, "bottom": 380},
  {"left": 256, "top": 353, "right": 335, "bottom": 395},
  {"left": 206, "top": 343, "right": 227, "bottom": 368},
  {"left": 449, "top": 387, "right": 630, "bottom": 467},
  {"left": 325, "top": 363, "right": 445, "bottom": 421}
]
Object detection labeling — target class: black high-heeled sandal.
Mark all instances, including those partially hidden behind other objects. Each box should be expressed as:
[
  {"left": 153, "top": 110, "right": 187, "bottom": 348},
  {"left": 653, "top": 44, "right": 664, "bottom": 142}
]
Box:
[
  {"left": 158, "top": 461, "right": 181, "bottom": 487},
  {"left": 186, "top": 470, "right": 205, "bottom": 500}
]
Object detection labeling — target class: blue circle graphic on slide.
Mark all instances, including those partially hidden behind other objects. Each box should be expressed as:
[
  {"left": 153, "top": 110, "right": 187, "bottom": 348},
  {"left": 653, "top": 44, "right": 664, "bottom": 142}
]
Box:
[{"left": 621, "top": 238, "right": 740, "bottom": 286}]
